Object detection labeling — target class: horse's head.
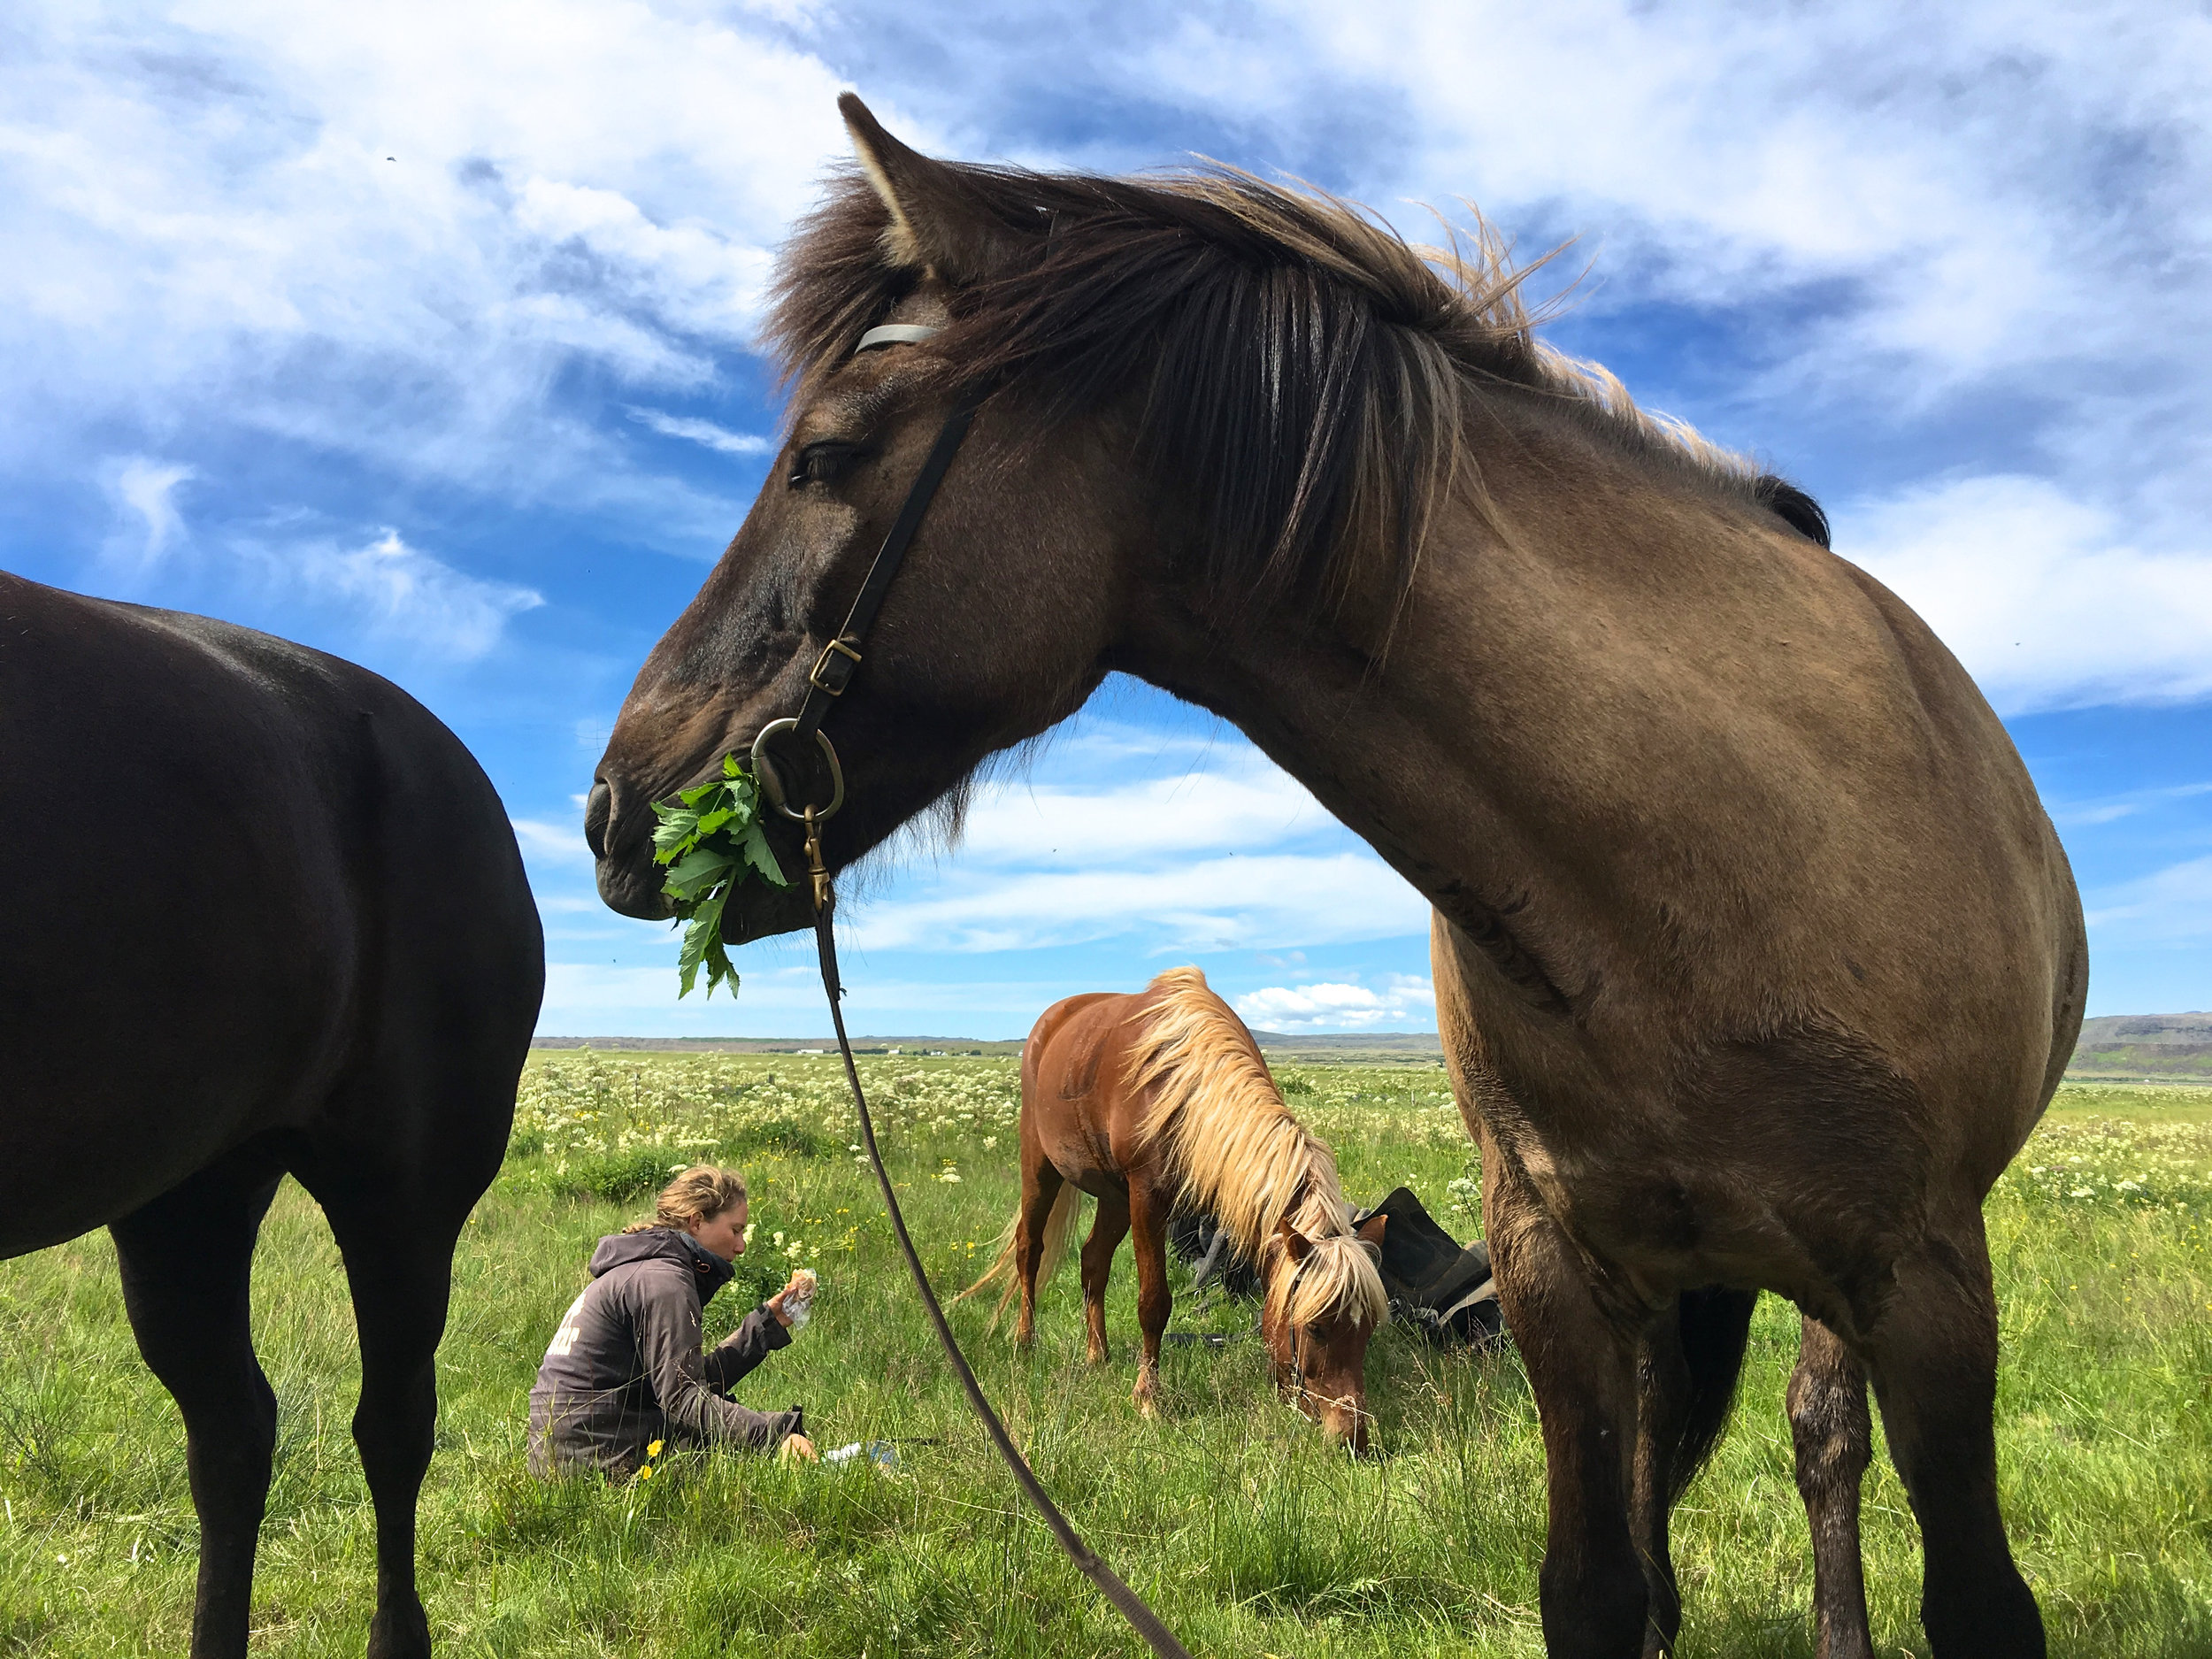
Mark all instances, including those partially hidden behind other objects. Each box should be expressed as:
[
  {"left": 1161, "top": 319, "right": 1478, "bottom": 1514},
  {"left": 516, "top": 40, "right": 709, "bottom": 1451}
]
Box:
[
  {"left": 589, "top": 94, "right": 1466, "bottom": 925},
  {"left": 588, "top": 96, "right": 1150, "bottom": 926},
  {"left": 1261, "top": 1212, "right": 1390, "bottom": 1454}
]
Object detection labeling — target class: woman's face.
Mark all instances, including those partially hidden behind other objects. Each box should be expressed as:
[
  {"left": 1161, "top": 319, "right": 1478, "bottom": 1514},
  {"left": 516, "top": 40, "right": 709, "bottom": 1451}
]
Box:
[{"left": 688, "top": 1199, "right": 749, "bottom": 1263}]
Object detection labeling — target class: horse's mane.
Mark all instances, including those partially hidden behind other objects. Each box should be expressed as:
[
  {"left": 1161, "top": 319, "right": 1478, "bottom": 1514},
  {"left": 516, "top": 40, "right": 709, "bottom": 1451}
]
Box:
[
  {"left": 765, "top": 158, "right": 1824, "bottom": 617},
  {"left": 1123, "top": 967, "right": 1387, "bottom": 1332}
]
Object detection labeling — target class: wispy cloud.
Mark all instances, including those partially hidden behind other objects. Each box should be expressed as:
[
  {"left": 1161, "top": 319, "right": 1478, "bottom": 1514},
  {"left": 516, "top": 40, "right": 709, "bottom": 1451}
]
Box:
[
  {"left": 242, "top": 529, "right": 544, "bottom": 661},
  {"left": 2085, "top": 854, "right": 2212, "bottom": 946},
  {"left": 626, "top": 407, "right": 775, "bottom": 456},
  {"left": 102, "top": 456, "right": 195, "bottom": 576}
]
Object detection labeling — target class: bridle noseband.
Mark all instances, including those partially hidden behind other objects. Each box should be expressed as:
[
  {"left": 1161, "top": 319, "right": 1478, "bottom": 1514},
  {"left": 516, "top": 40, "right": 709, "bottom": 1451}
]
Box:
[{"left": 744, "top": 326, "right": 1191, "bottom": 1659}]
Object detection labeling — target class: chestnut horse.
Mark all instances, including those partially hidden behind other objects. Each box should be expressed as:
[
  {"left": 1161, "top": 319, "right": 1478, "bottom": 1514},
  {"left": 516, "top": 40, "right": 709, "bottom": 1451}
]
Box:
[
  {"left": 1, "top": 573, "right": 543, "bottom": 1659},
  {"left": 589, "top": 97, "right": 2085, "bottom": 1658},
  {"left": 956, "top": 968, "right": 1389, "bottom": 1448}
]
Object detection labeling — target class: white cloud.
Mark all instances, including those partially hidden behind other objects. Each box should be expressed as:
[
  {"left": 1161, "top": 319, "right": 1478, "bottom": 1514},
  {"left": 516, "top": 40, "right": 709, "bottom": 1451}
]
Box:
[
  {"left": 627, "top": 407, "right": 776, "bottom": 456},
  {"left": 103, "top": 456, "right": 195, "bottom": 574},
  {"left": 948, "top": 749, "right": 1333, "bottom": 867},
  {"left": 244, "top": 528, "right": 544, "bottom": 660},
  {"left": 834, "top": 742, "right": 1429, "bottom": 954},
  {"left": 511, "top": 816, "right": 594, "bottom": 866},
  {"left": 845, "top": 852, "right": 1430, "bottom": 955},
  {"left": 1235, "top": 975, "right": 1436, "bottom": 1033},
  {"left": 0, "top": 1, "right": 886, "bottom": 516},
  {"left": 1840, "top": 475, "right": 2212, "bottom": 712}
]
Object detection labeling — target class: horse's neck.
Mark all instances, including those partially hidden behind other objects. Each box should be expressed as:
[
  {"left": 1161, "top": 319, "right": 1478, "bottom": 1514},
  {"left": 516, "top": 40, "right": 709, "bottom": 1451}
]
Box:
[{"left": 1126, "top": 418, "right": 1779, "bottom": 989}]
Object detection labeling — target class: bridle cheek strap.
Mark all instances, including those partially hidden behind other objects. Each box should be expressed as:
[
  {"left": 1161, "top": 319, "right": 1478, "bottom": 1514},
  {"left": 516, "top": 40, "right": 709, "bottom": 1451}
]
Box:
[{"left": 772, "top": 330, "right": 1192, "bottom": 1659}]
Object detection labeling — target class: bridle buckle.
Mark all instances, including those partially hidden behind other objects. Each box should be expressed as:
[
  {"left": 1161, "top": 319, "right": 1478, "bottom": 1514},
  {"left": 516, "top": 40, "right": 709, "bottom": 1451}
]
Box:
[{"left": 808, "top": 636, "right": 863, "bottom": 695}]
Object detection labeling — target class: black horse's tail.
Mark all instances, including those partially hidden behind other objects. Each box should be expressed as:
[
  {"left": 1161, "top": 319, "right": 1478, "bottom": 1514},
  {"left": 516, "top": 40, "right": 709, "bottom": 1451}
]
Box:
[{"left": 1670, "top": 1286, "right": 1760, "bottom": 1504}]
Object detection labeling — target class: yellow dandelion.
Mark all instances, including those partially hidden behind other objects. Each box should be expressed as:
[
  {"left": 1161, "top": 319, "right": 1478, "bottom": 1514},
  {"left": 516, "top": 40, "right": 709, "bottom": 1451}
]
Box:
[
  {"left": 639, "top": 1464, "right": 656, "bottom": 1480},
  {"left": 647, "top": 1439, "right": 664, "bottom": 1457}
]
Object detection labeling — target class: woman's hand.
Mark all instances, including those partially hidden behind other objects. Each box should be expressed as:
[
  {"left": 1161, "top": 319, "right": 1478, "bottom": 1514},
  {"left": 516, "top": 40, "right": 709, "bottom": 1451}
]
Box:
[
  {"left": 778, "top": 1432, "right": 818, "bottom": 1463},
  {"left": 765, "top": 1271, "right": 812, "bottom": 1328}
]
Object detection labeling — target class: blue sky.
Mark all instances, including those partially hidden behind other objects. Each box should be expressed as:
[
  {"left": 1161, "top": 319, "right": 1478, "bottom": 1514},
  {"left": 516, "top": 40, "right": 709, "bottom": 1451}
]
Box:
[{"left": 4, "top": 1, "right": 2208, "bottom": 1037}]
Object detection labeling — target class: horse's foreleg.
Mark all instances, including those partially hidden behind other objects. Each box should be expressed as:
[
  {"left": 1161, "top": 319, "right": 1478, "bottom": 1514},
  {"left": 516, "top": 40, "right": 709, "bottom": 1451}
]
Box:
[
  {"left": 1013, "top": 1159, "right": 1064, "bottom": 1351},
  {"left": 1080, "top": 1189, "right": 1131, "bottom": 1366},
  {"left": 1126, "top": 1184, "right": 1171, "bottom": 1418},
  {"left": 1866, "top": 1224, "right": 2044, "bottom": 1659},
  {"left": 1485, "top": 1130, "right": 1649, "bottom": 1659},
  {"left": 111, "top": 1155, "right": 284, "bottom": 1659},
  {"left": 1789, "top": 1313, "right": 1874, "bottom": 1659}
]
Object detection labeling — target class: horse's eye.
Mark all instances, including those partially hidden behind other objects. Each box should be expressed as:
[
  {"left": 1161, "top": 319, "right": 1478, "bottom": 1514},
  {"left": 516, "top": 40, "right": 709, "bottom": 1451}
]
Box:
[{"left": 788, "top": 442, "right": 864, "bottom": 489}]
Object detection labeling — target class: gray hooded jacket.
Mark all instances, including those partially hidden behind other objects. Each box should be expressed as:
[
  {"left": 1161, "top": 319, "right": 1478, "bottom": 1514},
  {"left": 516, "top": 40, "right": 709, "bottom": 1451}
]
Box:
[{"left": 527, "top": 1227, "right": 802, "bottom": 1476}]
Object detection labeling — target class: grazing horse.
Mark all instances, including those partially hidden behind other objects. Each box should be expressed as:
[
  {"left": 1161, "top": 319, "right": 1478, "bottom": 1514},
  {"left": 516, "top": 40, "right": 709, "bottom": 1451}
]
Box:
[
  {"left": 588, "top": 97, "right": 2085, "bottom": 1658},
  {"left": 957, "top": 967, "right": 1389, "bottom": 1448},
  {"left": 1, "top": 573, "right": 543, "bottom": 1659}
]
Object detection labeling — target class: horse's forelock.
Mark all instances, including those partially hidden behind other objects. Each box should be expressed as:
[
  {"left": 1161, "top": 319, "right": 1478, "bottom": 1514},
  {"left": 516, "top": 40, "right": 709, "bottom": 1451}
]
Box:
[{"left": 1263, "top": 1228, "right": 1390, "bottom": 1333}]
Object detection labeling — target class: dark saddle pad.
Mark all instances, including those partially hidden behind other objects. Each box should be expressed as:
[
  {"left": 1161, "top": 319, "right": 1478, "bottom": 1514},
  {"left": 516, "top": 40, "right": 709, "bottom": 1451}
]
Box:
[
  {"left": 1351, "top": 1187, "right": 1504, "bottom": 1348},
  {"left": 1167, "top": 1187, "right": 1505, "bottom": 1348}
]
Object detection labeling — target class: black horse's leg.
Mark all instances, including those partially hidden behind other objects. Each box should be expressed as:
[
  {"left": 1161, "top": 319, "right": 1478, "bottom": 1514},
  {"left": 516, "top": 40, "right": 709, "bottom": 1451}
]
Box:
[
  {"left": 1789, "top": 1313, "right": 1874, "bottom": 1659},
  {"left": 110, "top": 1158, "right": 284, "bottom": 1659},
  {"left": 309, "top": 1184, "right": 465, "bottom": 1659},
  {"left": 1866, "top": 1225, "right": 2044, "bottom": 1659},
  {"left": 1484, "top": 1125, "right": 1647, "bottom": 1659}
]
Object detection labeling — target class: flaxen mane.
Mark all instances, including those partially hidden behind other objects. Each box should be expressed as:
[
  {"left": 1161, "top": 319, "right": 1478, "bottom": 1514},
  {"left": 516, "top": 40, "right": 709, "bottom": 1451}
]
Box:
[
  {"left": 765, "top": 158, "right": 1826, "bottom": 616},
  {"left": 1124, "top": 969, "right": 1386, "bottom": 1333}
]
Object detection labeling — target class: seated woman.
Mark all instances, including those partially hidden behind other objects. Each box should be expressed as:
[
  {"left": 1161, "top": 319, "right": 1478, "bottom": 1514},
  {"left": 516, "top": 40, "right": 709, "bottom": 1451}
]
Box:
[{"left": 529, "top": 1164, "right": 818, "bottom": 1476}]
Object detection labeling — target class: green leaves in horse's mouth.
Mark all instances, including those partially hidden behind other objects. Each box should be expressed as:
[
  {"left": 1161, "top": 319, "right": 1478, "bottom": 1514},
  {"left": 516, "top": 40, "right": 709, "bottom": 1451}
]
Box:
[{"left": 649, "top": 753, "right": 789, "bottom": 999}]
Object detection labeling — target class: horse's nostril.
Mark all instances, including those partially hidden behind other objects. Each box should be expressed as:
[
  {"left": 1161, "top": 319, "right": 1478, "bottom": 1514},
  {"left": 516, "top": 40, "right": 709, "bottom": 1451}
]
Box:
[{"left": 584, "top": 780, "right": 611, "bottom": 860}]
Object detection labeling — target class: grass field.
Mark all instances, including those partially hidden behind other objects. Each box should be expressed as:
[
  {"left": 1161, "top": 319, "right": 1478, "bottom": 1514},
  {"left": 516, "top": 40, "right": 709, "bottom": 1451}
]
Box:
[{"left": 3, "top": 1056, "right": 2209, "bottom": 1656}]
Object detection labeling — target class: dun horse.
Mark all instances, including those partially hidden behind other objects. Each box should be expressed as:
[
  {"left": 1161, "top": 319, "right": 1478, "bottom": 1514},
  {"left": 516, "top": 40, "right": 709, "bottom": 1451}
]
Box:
[
  {"left": 591, "top": 97, "right": 2085, "bottom": 1658},
  {"left": 957, "top": 967, "right": 1389, "bottom": 1448},
  {"left": 1, "top": 574, "right": 543, "bottom": 1659}
]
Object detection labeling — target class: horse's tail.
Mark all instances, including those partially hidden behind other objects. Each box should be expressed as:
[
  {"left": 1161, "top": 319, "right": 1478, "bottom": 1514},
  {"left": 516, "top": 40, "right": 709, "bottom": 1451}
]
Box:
[
  {"left": 1669, "top": 1286, "right": 1760, "bottom": 1503},
  {"left": 948, "top": 1180, "right": 1082, "bottom": 1328}
]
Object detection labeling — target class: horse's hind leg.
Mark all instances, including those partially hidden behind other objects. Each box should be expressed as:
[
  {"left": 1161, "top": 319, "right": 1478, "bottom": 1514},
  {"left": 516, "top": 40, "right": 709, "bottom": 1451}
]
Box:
[
  {"left": 1865, "top": 1225, "right": 2044, "bottom": 1659},
  {"left": 1080, "top": 1188, "right": 1131, "bottom": 1366},
  {"left": 1630, "top": 1287, "right": 1757, "bottom": 1655},
  {"left": 303, "top": 1173, "right": 473, "bottom": 1659},
  {"left": 1789, "top": 1313, "right": 1873, "bottom": 1659},
  {"left": 1012, "top": 1156, "right": 1064, "bottom": 1349},
  {"left": 1484, "top": 1129, "right": 1649, "bottom": 1658},
  {"left": 110, "top": 1154, "right": 284, "bottom": 1659}
]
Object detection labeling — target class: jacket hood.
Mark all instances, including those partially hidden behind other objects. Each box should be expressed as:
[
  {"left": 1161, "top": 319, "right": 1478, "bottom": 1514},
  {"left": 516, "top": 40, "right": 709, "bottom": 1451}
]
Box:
[{"left": 588, "top": 1227, "right": 735, "bottom": 1302}]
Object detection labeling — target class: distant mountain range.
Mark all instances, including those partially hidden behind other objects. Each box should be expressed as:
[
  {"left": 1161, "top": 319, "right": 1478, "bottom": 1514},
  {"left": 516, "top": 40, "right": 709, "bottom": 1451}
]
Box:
[
  {"left": 535, "top": 1014, "right": 2212, "bottom": 1079},
  {"left": 533, "top": 1029, "right": 1447, "bottom": 1064},
  {"left": 2067, "top": 1011, "right": 2212, "bottom": 1080}
]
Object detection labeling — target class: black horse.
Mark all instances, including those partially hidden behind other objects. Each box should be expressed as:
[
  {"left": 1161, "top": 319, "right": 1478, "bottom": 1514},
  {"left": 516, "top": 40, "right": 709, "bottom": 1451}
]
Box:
[{"left": 1, "top": 572, "right": 543, "bottom": 1659}]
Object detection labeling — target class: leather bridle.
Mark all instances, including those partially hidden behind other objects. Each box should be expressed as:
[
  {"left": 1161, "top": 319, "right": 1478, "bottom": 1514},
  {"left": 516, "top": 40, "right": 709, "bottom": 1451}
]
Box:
[{"left": 749, "top": 324, "right": 1191, "bottom": 1659}]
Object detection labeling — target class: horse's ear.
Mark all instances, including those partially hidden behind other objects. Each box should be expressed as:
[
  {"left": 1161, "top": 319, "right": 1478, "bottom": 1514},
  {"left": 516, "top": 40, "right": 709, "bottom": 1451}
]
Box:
[
  {"left": 1355, "top": 1212, "right": 1387, "bottom": 1248},
  {"left": 839, "top": 93, "right": 1041, "bottom": 282},
  {"left": 1274, "top": 1217, "right": 1313, "bottom": 1262}
]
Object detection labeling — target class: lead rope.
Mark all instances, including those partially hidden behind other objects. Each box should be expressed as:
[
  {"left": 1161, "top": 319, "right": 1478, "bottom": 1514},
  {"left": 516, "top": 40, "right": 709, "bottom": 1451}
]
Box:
[{"left": 802, "top": 830, "right": 1189, "bottom": 1656}]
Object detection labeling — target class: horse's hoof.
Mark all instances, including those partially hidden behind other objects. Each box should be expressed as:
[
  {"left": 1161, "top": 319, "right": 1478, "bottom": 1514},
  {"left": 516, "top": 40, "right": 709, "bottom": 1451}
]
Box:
[{"left": 1134, "top": 1394, "right": 1158, "bottom": 1419}]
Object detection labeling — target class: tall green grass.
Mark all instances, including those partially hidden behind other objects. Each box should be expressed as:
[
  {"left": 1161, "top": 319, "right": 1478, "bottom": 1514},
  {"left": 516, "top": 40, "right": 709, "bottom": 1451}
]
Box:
[{"left": 2, "top": 1061, "right": 2207, "bottom": 1656}]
